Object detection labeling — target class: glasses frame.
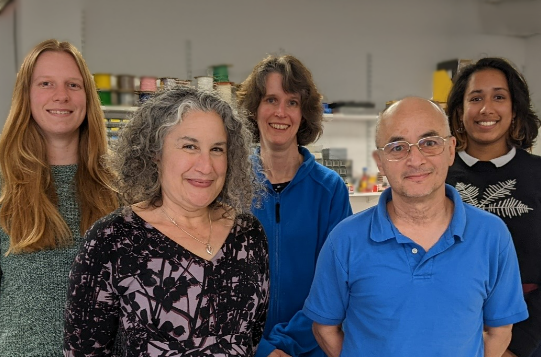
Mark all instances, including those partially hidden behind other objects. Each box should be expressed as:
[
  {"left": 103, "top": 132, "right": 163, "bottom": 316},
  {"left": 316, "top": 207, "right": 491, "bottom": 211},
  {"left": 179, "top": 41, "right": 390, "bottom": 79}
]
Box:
[{"left": 377, "top": 135, "right": 452, "bottom": 162}]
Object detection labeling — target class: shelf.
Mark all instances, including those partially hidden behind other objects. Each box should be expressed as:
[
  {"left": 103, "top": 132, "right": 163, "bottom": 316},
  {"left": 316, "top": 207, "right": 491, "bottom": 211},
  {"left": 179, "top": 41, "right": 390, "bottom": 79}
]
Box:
[
  {"left": 323, "top": 113, "right": 378, "bottom": 122},
  {"left": 101, "top": 106, "right": 138, "bottom": 119},
  {"left": 349, "top": 192, "right": 382, "bottom": 197},
  {"left": 349, "top": 191, "right": 381, "bottom": 213}
]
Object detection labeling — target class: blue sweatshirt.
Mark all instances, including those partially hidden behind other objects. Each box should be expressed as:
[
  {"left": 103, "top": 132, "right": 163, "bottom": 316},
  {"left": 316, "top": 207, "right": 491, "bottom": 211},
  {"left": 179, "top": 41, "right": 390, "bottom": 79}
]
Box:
[{"left": 252, "top": 146, "right": 352, "bottom": 357}]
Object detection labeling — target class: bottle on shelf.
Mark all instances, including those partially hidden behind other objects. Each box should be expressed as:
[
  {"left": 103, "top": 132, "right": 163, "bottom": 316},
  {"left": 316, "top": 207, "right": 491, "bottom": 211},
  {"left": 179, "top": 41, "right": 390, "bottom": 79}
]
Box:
[{"left": 358, "top": 167, "right": 369, "bottom": 193}]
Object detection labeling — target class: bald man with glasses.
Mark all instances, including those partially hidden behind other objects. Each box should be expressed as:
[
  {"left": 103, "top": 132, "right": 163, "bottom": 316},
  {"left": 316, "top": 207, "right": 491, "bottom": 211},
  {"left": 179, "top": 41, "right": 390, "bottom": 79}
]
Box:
[{"left": 302, "top": 97, "right": 528, "bottom": 357}]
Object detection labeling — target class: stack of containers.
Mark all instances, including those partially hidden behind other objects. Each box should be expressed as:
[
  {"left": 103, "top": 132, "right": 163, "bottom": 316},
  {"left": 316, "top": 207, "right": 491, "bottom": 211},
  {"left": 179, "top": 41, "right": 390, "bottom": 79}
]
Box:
[
  {"left": 212, "top": 64, "right": 235, "bottom": 104},
  {"left": 94, "top": 73, "right": 114, "bottom": 106},
  {"left": 117, "top": 74, "right": 136, "bottom": 106},
  {"left": 136, "top": 76, "right": 158, "bottom": 104}
]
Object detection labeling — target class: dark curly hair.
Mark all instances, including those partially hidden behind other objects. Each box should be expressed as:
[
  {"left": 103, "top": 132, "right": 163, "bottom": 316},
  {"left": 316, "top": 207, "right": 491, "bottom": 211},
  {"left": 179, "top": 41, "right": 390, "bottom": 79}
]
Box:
[
  {"left": 108, "top": 86, "right": 258, "bottom": 216},
  {"left": 447, "top": 57, "right": 540, "bottom": 151},
  {"left": 236, "top": 54, "right": 324, "bottom": 146}
]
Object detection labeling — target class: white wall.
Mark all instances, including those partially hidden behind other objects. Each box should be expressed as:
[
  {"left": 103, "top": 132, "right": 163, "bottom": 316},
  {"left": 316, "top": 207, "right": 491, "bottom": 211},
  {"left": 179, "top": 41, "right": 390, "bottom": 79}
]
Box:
[
  {"left": 525, "top": 34, "right": 541, "bottom": 155},
  {"left": 81, "top": 0, "right": 527, "bottom": 107},
  {"left": 0, "top": 0, "right": 83, "bottom": 128},
  {"left": 0, "top": 0, "right": 16, "bottom": 124}
]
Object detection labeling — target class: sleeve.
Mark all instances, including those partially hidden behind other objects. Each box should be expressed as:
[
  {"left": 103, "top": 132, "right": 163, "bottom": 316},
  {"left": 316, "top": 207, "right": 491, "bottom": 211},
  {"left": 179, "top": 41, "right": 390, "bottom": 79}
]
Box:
[
  {"left": 327, "top": 177, "right": 353, "bottom": 238},
  {"left": 483, "top": 232, "right": 528, "bottom": 328},
  {"left": 302, "top": 237, "right": 350, "bottom": 326},
  {"left": 255, "top": 311, "right": 319, "bottom": 357},
  {"left": 508, "top": 289, "right": 541, "bottom": 356},
  {"left": 63, "top": 224, "right": 120, "bottom": 356},
  {"left": 252, "top": 218, "right": 270, "bottom": 348}
]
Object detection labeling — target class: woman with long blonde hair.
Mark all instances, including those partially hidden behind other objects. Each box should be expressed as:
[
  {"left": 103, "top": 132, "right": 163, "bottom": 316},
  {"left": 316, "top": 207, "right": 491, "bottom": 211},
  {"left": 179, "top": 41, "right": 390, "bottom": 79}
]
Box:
[{"left": 0, "top": 39, "right": 118, "bottom": 356}]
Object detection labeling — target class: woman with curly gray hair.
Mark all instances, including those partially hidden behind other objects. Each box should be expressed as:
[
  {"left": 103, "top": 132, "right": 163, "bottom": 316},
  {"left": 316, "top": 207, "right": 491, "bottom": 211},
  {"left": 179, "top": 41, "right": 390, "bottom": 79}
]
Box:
[{"left": 64, "top": 87, "right": 270, "bottom": 357}]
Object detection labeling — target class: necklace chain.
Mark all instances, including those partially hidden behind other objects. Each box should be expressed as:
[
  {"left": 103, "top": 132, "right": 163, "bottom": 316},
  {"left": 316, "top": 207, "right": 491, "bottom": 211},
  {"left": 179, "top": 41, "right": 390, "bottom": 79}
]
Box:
[{"left": 161, "top": 207, "right": 213, "bottom": 255}]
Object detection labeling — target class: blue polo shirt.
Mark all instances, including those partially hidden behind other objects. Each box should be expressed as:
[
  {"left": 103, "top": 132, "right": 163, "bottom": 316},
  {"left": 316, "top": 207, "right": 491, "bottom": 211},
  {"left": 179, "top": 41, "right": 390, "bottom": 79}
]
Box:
[{"left": 303, "top": 184, "right": 528, "bottom": 356}]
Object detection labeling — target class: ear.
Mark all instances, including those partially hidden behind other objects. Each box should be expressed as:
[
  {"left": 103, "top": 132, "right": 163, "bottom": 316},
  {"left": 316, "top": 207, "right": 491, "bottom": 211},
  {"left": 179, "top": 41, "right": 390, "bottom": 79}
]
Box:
[
  {"left": 372, "top": 150, "right": 386, "bottom": 176},
  {"left": 447, "top": 136, "right": 457, "bottom": 167}
]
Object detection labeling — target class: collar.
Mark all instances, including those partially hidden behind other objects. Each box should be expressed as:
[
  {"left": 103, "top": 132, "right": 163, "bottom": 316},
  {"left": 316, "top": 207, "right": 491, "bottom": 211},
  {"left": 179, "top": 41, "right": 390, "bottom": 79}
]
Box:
[
  {"left": 370, "top": 184, "right": 466, "bottom": 243},
  {"left": 251, "top": 146, "right": 315, "bottom": 188},
  {"left": 458, "top": 146, "right": 516, "bottom": 168}
]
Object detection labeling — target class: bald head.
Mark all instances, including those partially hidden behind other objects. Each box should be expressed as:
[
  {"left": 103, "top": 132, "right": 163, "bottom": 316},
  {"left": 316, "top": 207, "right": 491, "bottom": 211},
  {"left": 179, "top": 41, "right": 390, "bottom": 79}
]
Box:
[{"left": 375, "top": 97, "right": 450, "bottom": 147}]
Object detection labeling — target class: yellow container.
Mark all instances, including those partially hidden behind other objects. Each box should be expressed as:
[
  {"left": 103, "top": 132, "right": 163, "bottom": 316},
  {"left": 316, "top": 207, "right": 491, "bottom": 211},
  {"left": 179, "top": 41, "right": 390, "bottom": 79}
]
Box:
[
  {"left": 432, "top": 69, "right": 453, "bottom": 103},
  {"left": 94, "top": 73, "right": 112, "bottom": 90}
]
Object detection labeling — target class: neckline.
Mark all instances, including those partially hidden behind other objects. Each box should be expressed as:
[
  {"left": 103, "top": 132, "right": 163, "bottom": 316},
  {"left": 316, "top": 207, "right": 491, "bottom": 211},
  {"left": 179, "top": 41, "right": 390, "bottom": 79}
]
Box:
[{"left": 130, "top": 208, "right": 232, "bottom": 263}]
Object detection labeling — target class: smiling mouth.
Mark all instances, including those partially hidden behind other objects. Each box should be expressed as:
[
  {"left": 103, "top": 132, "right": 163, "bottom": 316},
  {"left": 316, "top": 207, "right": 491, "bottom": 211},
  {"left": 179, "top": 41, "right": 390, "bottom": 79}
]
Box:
[
  {"left": 404, "top": 171, "right": 431, "bottom": 180},
  {"left": 476, "top": 120, "right": 497, "bottom": 126},
  {"left": 270, "top": 123, "right": 290, "bottom": 130},
  {"left": 48, "top": 110, "right": 72, "bottom": 115}
]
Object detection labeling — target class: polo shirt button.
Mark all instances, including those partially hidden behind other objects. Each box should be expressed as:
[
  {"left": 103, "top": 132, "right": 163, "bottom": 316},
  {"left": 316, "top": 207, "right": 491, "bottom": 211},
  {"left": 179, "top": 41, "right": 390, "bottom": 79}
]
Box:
[{"left": 412, "top": 248, "right": 418, "bottom": 254}]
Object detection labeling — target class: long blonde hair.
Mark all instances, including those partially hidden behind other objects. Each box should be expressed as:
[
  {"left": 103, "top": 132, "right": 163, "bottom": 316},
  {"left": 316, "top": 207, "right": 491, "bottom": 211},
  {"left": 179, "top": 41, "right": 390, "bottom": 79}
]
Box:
[{"left": 0, "top": 39, "right": 118, "bottom": 254}]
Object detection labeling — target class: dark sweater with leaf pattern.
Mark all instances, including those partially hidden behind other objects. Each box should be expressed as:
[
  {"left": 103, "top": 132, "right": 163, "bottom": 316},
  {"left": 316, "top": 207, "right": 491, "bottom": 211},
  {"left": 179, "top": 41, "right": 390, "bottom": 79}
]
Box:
[{"left": 446, "top": 148, "right": 541, "bottom": 357}]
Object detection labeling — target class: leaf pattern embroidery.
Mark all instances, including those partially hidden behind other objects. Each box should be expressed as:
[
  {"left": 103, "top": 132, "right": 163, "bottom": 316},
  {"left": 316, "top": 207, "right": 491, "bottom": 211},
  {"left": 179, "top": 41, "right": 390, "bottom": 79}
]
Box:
[{"left": 455, "top": 180, "right": 532, "bottom": 218}]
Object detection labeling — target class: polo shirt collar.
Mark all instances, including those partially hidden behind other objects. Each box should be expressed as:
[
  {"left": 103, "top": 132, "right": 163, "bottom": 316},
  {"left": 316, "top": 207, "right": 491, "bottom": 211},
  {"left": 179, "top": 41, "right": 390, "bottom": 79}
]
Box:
[
  {"left": 370, "top": 184, "right": 466, "bottom": 243},
  {"left": 458, "top": 146, "right": 516, "bottom": 168}
]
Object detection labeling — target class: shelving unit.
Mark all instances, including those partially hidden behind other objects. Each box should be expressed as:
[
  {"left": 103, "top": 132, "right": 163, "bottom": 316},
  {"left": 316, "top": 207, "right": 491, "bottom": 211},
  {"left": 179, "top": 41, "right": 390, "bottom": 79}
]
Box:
[
  {"left": 317, "top": 112, "right": 378, "bottom": 176},
  {"left": 101, "top": 105, "right": 137, "bottom": 119},
  {"left": 323, "top": 113, "right": 379, "bottom": 122},
  {"left": 349, "top": 191, "right": 382, "bottom": 213}
]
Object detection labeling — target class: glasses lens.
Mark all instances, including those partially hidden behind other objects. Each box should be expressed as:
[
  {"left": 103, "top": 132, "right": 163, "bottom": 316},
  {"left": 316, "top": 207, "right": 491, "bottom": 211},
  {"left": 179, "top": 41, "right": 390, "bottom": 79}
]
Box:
[
  {"left": 384, "top": 142, "right": 410, "bottom": 160},
  {"left": 418, "top": 136, "right": 445, "bottom": 156}
]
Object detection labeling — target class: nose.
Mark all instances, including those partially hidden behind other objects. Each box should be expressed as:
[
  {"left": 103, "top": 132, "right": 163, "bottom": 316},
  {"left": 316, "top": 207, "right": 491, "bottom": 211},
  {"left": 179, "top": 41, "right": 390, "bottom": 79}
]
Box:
[
  {"left": 52, "top": 85, "right": 69, "bottom": 103},
  {"left": 275, "top": 101, "right": 286, "bottom": 118},
  {"left": 194, "top": 152, "right": 213, "bottom": 174},
  {"left": 480, "top": 100, "right": 494, "bottom": 115},
  {"left": 406, "top": 144, "right": 426, "bottom": 164}
]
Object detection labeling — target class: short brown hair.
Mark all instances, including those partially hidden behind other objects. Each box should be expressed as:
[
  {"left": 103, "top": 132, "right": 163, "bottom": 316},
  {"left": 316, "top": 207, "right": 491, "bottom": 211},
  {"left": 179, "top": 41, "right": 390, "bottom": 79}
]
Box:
[{"left": 236, "top": 54, "right": 324, "bottom": 146}]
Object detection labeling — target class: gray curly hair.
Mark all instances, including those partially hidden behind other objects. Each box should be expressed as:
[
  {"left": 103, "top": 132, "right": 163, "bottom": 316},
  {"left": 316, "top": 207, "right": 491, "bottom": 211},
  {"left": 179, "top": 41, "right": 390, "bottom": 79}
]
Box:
[{"left": 109, "top": 86, "right": 257, "bottom": 216}]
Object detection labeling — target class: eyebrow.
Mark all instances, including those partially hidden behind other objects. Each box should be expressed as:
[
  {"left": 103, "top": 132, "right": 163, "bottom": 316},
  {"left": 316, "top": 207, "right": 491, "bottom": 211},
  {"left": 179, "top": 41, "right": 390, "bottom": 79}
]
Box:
[
  {"left": 263, "top": 92, "right": 301, "bottom": 100},
  {"left": 33, "top": 76, "right": 83, "bottom": 82},
  {"left": 177, "top": 136, "right": 227, "bottom": 146},
  {"left": 387, "top": 130, "right": 440, "bottom": 143},
  {"left": 467, "top": 87, "right": 510, "bottom": 96}
]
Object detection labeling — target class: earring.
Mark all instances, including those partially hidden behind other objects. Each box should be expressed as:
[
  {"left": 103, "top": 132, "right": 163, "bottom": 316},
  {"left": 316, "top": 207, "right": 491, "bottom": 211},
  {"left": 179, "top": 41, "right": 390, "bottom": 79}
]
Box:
[{"left": 456, "top": 121, "right": 465, "bottom": 133}]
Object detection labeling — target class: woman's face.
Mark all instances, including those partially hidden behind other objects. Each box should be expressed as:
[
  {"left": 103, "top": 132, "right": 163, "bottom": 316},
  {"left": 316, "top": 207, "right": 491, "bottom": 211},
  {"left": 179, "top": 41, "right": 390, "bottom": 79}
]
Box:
[
  {"left": 30, "top": 51, "right": 86, "bottom": 142},
  {"left": 462, "top": 68, "right": 514, "bottom": 152},
  {"left": 158, "top": 110, "right": 228, "bottom": 212},
  {"left": 256, "top": 72, "right": 302, "bottom": 149}
]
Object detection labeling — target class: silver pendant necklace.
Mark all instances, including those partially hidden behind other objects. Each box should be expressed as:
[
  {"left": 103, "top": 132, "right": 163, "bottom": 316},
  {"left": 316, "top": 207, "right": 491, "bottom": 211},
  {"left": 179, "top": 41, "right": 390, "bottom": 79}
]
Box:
[{"left": 161, "top": 207, "right": 213, "bottom": 255}]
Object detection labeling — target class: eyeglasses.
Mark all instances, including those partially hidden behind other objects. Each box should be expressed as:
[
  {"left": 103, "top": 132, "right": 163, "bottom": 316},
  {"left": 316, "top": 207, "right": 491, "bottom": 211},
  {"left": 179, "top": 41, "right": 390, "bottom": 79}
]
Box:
[{"left": 377, "top": 135, "right": 452, "bottom": 162}]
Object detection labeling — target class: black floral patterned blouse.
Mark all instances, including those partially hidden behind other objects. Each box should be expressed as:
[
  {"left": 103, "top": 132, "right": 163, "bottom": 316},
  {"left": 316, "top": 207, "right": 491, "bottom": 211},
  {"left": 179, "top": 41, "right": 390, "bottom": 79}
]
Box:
[{"left": 63, "top": 207, "right": 269, "bottom": 357}]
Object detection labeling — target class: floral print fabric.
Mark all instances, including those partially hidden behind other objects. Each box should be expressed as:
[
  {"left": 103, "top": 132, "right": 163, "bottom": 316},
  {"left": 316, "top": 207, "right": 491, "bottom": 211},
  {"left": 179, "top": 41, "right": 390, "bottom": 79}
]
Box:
[{"left": 64, "top": 207, "right": 269, "bottom": 357}]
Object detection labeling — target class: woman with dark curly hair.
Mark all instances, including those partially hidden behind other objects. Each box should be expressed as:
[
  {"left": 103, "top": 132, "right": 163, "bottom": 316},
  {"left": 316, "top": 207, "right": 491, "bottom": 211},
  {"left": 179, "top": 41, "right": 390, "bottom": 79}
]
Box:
[
  {"left": 236, "top": 55, "right": 352, "bottom": 357},
  {"left": 63, "top": 87, "right": 269, "bottom": 357},
  {"left": 446, "top": 57, "right": 541, "bottom": 357}
]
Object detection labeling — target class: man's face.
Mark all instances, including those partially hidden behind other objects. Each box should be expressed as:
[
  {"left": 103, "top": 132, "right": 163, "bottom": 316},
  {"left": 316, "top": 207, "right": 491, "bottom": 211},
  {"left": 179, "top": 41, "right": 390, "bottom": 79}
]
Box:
[{"left": 373, "top": 98, "right": 456, "bottom": 200}]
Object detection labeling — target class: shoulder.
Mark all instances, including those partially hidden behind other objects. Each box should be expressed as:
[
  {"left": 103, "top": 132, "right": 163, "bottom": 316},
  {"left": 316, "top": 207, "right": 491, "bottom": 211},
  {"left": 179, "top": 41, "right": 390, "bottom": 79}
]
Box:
[
  {"left": 513, "top": 148, "right": 541, "bottom": 170},
  {"left": 461, "top": 203, "right": 511, "bottom": 245},
  {"left": 231, "top": 213, "right": 268, "bottom": 253},
  {"left": 84, "top": 206, "right": 139, "bottom": 244},
  {"left": 233, "top": 213, "right": 265, "bottom": 234},
  {"left": 307, "top": 161, "right": 348, "bottom": 192},
  {"left": 327, "top": 207, "right": 375, "bottom": 246}
]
